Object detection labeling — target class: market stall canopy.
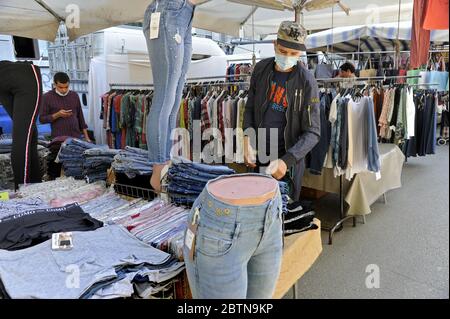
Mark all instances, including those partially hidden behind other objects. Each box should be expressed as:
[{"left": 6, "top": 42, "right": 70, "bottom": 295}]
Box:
[
  {"left": 0, "top": 0, "right": 414, "bottom": 41},
  {"left": 305, "top": 21, "right": 450, "bottom": 52},
  {"left": 0, "top": 0, "right": 293, "bottom": 41},
  {"left": 239, "top": 0, "right": 414, "bottom": 37}
]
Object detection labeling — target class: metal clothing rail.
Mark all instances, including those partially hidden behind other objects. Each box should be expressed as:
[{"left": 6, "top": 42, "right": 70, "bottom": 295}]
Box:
[
  {"left": 316, "top": 74, "right": 422, "bottom": 83},
  {"left": 110, "top": 74, "right": 252, "bottom": 89},
  {"left": 109, "top": 81, "right": 250, "bottom": 90}
]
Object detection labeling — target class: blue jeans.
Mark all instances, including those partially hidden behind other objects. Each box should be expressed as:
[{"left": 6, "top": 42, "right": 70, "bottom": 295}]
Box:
[
  {"left": 143, "top": 0, "right": 195, "bottom": 162},
  {"left": 184, "top": 173, "right": 283, "bottom": 299}
]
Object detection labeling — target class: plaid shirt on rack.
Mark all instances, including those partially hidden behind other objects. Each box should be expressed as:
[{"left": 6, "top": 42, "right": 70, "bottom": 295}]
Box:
[{"left": 201, "top": 96, "right": 211, "bottom": 133}]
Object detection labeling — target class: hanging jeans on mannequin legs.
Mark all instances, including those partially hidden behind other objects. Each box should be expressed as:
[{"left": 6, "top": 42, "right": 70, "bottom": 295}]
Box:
[
  {"left": 184, "top": 174, "right": 283, "bottom": 299},
  {"left": 0, "top": 61, "right": 42, "bottom": 188},
  {"left": 143, "top": 0, "right": 195, "bottom": 162}
]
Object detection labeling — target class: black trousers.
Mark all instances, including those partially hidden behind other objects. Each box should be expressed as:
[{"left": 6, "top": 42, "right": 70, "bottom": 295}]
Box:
[{"left": 0, "top": 61, "right": 42, "bottom": 188}]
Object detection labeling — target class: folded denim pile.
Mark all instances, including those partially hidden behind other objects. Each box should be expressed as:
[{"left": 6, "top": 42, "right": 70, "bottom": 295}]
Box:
[
  {"left": 167, "top": 161, "right": 235, "bottom": 206},
  {"left": 112, "top": 146, "right": 154, "bottom": 178},
  {"left": 83, "top": 148, "right": 120, "bottom": 183},
  {"left": 283, "top": 199, "right": 319, "bottom": 236},
  {"left": 57, "top": 138, "right": 109, "bottom": 179}
]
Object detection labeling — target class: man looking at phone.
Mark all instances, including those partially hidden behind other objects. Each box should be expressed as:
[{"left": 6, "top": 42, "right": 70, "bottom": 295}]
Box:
[
  {"left": 40, "top": 72, "right": 90, "bottom": 179},
  {"left": 40, "top": 72, "right": 90, "bottom": 141}
]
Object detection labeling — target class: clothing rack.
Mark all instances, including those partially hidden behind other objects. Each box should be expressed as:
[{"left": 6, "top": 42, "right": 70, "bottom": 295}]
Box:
[
  {"left": 110, "top": 75, "right": 252, "bottom": 89},
  {"left": 316, "top": 74, "right": 422, "bottom": 83},
  {"left": 314, "top": 74, "right": 425, "bottom": 244},
  {"left": 109, "top": 81, "right": 250, "bottom": 90}
]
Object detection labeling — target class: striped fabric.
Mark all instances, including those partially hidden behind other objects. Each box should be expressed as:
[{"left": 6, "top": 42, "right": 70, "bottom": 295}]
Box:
[{"left": 306, "top": 21, "right": 449, "bottom": 52}]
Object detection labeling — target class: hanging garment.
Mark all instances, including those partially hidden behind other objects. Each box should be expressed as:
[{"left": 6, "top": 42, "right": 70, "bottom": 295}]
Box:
[
  {"left": 422, "top": 0, "right": 449, "bottom": 30},
  {"left": 410, "top": 0, "right": 431, "bottom": 69},
  {"left": 306, "top": 91, "right": 332, "bottom": 175},
  {"left": 0, "top": 61, "right": 43, "bottom": 188},
  {"left": 143, "top": 0, "right": 195, "bottom": 162}
]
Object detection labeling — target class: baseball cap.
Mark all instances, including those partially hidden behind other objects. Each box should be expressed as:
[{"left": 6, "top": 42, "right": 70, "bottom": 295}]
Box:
[{"left": 277, "top": 21, "right": 307, "bottom": 51}]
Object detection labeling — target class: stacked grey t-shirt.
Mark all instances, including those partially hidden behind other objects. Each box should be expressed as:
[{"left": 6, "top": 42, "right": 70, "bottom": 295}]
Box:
[{"left": 0, "top": 225, "right": 183, "bottom": 299}]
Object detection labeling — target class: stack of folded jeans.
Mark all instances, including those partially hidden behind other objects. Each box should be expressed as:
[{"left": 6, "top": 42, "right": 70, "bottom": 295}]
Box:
[
  {"left": 167, "top": 161, "right": 235, "bottom": 206},
  {"left": 58, "top": 138, "right": 108, "bottom": 179},
  {"left": 283, "top": 199, "right": 318, "bottom": 236},
  {"left": 112, "top": 146, "right": 154, "bottom": 178},
  {"left": 83, "top": 148, "right": 120, "bottom": 183}
]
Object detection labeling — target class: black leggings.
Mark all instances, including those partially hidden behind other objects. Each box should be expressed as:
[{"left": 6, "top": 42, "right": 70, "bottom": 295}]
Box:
[{"left": 0, "top": 61, "right": 42, "bottom": 188}]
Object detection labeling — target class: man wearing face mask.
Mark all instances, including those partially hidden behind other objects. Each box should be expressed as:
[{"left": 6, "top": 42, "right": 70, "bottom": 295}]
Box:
[
  {"left": 40, "top": 72, "right": 90, "bottom": 179},
  {"left": 243, "top": 21, "right": 321, "bottom": 201},
  {"left": 40, "top": 72, "right": 90, "bottom": 141}
]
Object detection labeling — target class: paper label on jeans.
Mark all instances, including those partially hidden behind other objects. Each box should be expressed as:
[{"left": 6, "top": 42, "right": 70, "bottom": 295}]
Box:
[
  {"left": 185, "top": 221, "right": 198, "bottom": 261},
  {"left": 185, "top": 228, "right": 195, "bottom": 250},
  {"left": 0, "top": 192, "right": 9, "bottom": 201},
  {"left": 149, "top": 12, "right": 161, "bottom": 39}
]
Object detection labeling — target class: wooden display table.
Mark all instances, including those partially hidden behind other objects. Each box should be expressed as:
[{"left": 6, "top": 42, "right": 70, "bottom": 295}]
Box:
[{"left": 273, "top": 218, "right": 322, "bottom": 299}]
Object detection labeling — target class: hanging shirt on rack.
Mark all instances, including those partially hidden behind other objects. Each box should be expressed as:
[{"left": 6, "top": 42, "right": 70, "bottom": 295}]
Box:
[
  {"left": 406, "top": 87, "right": 416, "bottom": 138},
  {"left": 345, "top": 97, "right": 369, "bottom": 180}
]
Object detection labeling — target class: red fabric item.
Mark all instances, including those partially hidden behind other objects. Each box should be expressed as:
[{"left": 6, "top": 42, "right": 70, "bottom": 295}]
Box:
[
  {"left": 410, "top": 0, "right": 431, "bottom": 69},
  {"left": 397, "top": 69, "right": 407, "bottom": 83},
  {"left": 423, "top": 0, "right": 449, "bottom": 30}
]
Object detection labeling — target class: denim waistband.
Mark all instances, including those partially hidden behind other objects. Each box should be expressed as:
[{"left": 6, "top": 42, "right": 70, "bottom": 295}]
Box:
[
  {"left": 154, "top": 0, "right": 195, "bottom": 10},
  {"left": 192, "top": 173, "right": 282, "bottom": 224}
]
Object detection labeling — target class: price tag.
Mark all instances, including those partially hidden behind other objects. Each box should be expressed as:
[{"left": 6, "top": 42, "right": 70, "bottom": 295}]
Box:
[
  {"left": 185, "top": 208, "right": 200, "bottom": 261},
  {"left": 185, "top": 228, "right": 195, "bottom": 250},
  {"left": 0, "top": 192, "right": 9, "bottom": 201},
  {"left": 149, "top": 12, "right": 161, "bottom": 40}
]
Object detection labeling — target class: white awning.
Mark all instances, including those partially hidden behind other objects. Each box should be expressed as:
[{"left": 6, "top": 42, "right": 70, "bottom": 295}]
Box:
[{"left": 0, "top": 0, "right": 415, "bottom": 41}]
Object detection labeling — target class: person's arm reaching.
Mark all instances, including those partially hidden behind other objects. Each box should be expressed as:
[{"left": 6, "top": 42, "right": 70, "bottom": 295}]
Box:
[{"left": 281, "top": 77, "right": 321, "bottom": 168}]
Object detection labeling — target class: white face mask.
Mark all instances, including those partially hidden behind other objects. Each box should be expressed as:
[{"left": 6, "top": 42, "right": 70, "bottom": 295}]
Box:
[
  {"left": 55, "top": 88, "right": 69, "bottom": 97},
  {"left": 275, "top": 53, "right": 298, "bottom": 71}
]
